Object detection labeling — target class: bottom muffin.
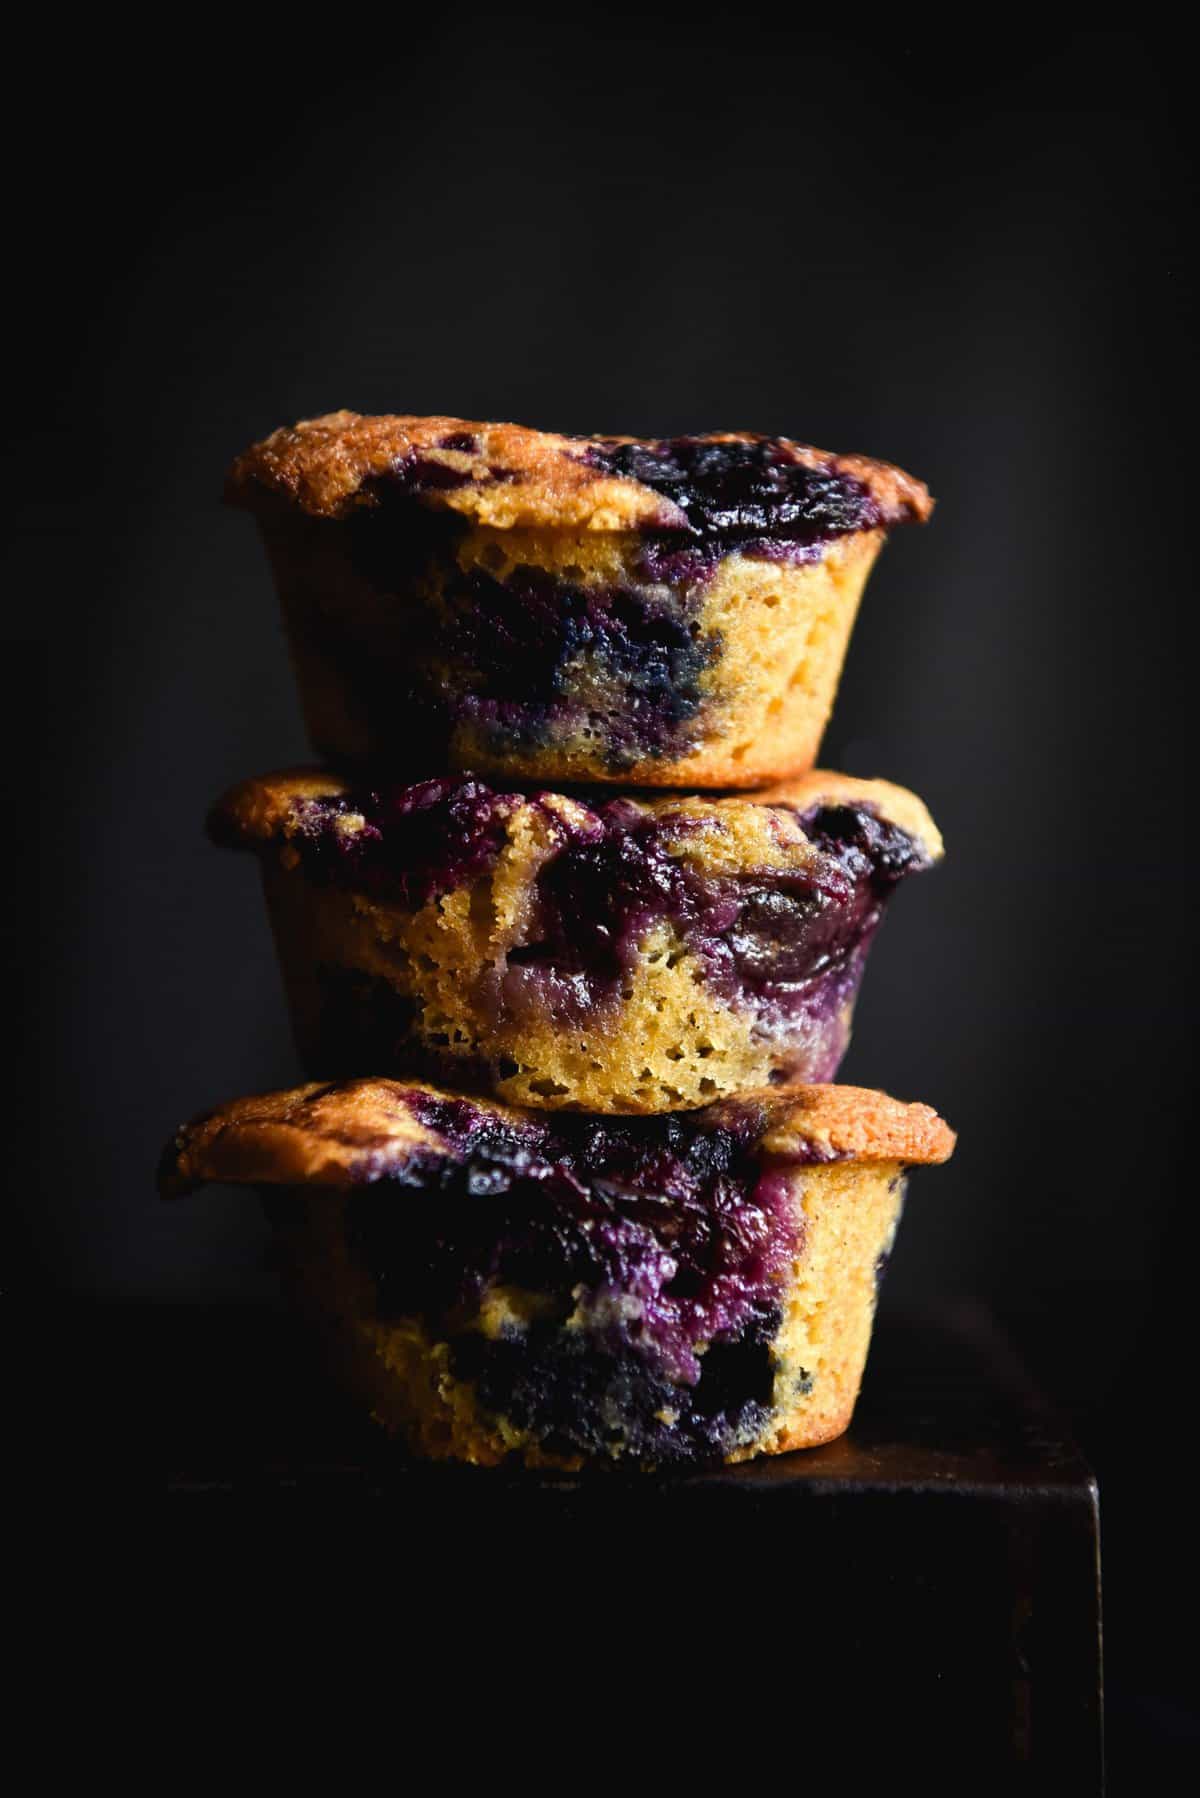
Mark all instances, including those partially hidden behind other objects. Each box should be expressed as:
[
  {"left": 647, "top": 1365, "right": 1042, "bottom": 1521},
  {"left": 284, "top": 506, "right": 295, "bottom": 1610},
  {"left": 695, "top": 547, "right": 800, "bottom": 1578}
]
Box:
[{"left": 161, "top": 1078, "right": 954, "bottom": 1470}]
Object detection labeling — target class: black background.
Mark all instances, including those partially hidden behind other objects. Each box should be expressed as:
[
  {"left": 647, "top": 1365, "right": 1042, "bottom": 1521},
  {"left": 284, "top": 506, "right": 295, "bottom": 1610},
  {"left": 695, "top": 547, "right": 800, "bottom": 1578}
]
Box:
[{"left": 9, "top": 20, "right": 1196, "bottom": 1773}]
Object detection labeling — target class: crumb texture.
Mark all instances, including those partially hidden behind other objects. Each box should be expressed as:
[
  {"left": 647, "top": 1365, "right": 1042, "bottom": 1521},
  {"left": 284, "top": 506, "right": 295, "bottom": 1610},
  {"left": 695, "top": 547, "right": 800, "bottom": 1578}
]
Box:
[
  {"left": 211, "top": 768, "right": 941, "bottom": 1111},
  {"left": 165, "top": 1075, "right": 950, "bottom": 1468}
]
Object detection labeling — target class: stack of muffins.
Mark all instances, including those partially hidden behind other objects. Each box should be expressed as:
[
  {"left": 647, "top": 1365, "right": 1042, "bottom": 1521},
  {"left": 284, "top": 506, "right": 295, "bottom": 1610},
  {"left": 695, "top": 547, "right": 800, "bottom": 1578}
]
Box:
[{"left": 161, "top": 413, "right": 955, "bottom": 1471}]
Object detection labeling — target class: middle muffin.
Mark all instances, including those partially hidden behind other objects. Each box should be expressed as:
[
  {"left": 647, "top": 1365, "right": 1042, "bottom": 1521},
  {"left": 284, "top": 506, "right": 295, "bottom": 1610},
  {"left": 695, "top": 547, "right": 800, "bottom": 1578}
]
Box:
[{"left": 213, "top": 767, "right": 941, "bottom": 1112}]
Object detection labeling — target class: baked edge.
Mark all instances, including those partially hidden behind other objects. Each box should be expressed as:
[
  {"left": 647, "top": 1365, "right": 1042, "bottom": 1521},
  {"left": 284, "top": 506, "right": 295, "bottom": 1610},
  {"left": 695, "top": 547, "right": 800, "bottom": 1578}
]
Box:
[
  {"left": 226, "top": 411, "right": 933, "bottom": 532},
  {"left": 160, "top": 1076, "right": 955, "bottom": 1198},
  {"left": 207, "top": 765, "right": 944, "bottom": 863}
]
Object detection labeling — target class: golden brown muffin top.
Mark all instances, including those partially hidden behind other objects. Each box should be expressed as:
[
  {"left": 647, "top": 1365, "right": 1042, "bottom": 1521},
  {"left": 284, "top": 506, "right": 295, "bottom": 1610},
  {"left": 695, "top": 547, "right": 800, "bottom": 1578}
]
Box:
[
  {"left": 161, "top": 1076, "right": 954, "bottom": 1199},
  {"left": 226, "top": 411, "right": 932, "bottom": 534},
  {"left": 208, "top": 765, "right": 944, "bottom": 869}
]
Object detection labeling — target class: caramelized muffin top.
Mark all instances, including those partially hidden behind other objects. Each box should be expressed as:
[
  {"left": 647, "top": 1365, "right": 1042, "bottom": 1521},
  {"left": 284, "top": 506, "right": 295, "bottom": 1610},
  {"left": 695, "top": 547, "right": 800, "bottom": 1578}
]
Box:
[
  {"left": 226, "top": 411, "right": 932, "bottom": 537},
  {"left": 160, "top": 1074, "right": 955, "bottom": 1198}
]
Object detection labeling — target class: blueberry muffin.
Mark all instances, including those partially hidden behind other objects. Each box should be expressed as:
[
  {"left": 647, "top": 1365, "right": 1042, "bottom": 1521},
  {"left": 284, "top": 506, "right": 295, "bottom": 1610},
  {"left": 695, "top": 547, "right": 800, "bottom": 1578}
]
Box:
[
  {"left": 227, "top": 413, "right": 931, "bottom": 787},
  {"left": 161, "top": 1076, "right": 955, "bottom": 1469},
  {"left": 211, "top": 767, "right": 942, "bottom": 1113}
]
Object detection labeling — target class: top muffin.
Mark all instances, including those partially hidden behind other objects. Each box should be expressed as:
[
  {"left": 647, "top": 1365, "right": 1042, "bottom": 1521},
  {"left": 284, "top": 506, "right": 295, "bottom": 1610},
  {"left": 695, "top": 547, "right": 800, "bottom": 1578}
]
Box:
[{"left": 228, "top": 413, "right": 931, "bottom": 787}]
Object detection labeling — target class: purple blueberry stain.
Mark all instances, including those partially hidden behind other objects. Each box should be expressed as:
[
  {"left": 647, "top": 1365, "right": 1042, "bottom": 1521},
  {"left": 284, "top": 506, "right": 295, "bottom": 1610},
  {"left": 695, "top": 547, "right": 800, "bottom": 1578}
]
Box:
[
  {"left": 278, "top": 780, "right": 931, "bottom": 1077},
  {"left": 336, "top": 502, "right": 718, "bottom": 768},
  {"left": 344, "top": 1094, "right": 808, "bottom": 1461},
  {"left": 437, "top": 563, "right": 717, "bottom": 768},
  {"left": 284, "top": 778, "right": 518, "bottom": 907},
  {"left": 382, "top": 452, "right": 473, "bottom": 494}
]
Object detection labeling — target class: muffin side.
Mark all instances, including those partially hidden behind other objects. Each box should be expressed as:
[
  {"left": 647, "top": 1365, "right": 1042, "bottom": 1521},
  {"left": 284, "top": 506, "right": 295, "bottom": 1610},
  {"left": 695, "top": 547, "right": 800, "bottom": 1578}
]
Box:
[
  {"left": 267, "top": 1162, "right": 906, "bottom": 1470},
  {"left": 213, "top": 768, "right": 942, "bottom": 1112},
  {"left": 258, "top": 512, "right": 885, "bottom": 784}
]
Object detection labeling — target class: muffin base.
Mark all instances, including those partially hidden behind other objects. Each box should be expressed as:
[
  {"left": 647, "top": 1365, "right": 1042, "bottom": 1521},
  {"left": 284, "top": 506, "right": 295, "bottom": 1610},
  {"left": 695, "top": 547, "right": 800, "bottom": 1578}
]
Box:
[{"left": 268, "top": 1160, "right": 905, "bottom": 1471}]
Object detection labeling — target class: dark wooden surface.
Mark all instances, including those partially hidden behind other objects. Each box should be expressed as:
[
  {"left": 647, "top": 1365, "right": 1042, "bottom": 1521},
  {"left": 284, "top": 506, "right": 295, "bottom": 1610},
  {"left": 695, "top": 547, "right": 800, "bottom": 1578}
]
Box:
[{"left": 80, "top": 1299, "right": 1103, "bottom": 1786}]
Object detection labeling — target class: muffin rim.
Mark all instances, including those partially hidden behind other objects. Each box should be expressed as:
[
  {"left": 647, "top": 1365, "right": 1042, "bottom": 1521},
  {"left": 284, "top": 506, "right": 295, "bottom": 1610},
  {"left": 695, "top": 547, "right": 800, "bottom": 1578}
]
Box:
[
  {"left": 160, "top": 1076, "right": 956, "bottom": 1199},
  {"left": 207, "top": 764, "right": 945, "bottom": 868},
  {"left": 226, "top": 410, "right": 933, "bottom": 533}
]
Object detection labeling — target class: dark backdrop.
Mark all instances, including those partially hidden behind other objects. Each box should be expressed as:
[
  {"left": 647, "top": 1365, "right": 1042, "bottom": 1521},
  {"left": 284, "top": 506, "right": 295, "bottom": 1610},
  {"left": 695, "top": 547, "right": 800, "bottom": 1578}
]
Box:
[{"left": 9, "top": 20, "right": 1195, "bottom": 1766}]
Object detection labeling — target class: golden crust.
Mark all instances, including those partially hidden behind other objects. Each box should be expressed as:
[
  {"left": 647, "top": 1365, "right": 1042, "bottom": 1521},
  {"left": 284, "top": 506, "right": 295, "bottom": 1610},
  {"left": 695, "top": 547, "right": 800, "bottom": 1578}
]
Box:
[
  {"left": 160, "top": 1077, "right": 464, "bottom": 1196},
  {"left": 226, "top": 410, "right": 932, "bottom": 533},
  {"left": 755, "top": 769, "right": 943, "bottom": 861},
  {"left": 753, "top": 1084, "right": 956, "bottom": 1167},
  {"left": 208, "top": 764, "right": 943, "bottom": 863},
  {"left": 207, "top": 766, "right": 345, "bottom": 846},
  {"left": 160, "top": 1076, "right": 954, "bottom": 1198}
]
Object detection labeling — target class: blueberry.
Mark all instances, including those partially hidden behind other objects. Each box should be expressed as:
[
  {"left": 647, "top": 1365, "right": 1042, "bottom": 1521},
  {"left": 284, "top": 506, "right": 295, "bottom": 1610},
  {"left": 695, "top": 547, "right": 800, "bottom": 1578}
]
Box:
[
  {"left": 345, "top": 1095, "right": 798, "bottom": 1460},
  {"left": 584, "top": 435, "right": 883, "bottom": 543},
  {"left": 287, "top": 784, "right": 928, "bottom": 1047}
]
